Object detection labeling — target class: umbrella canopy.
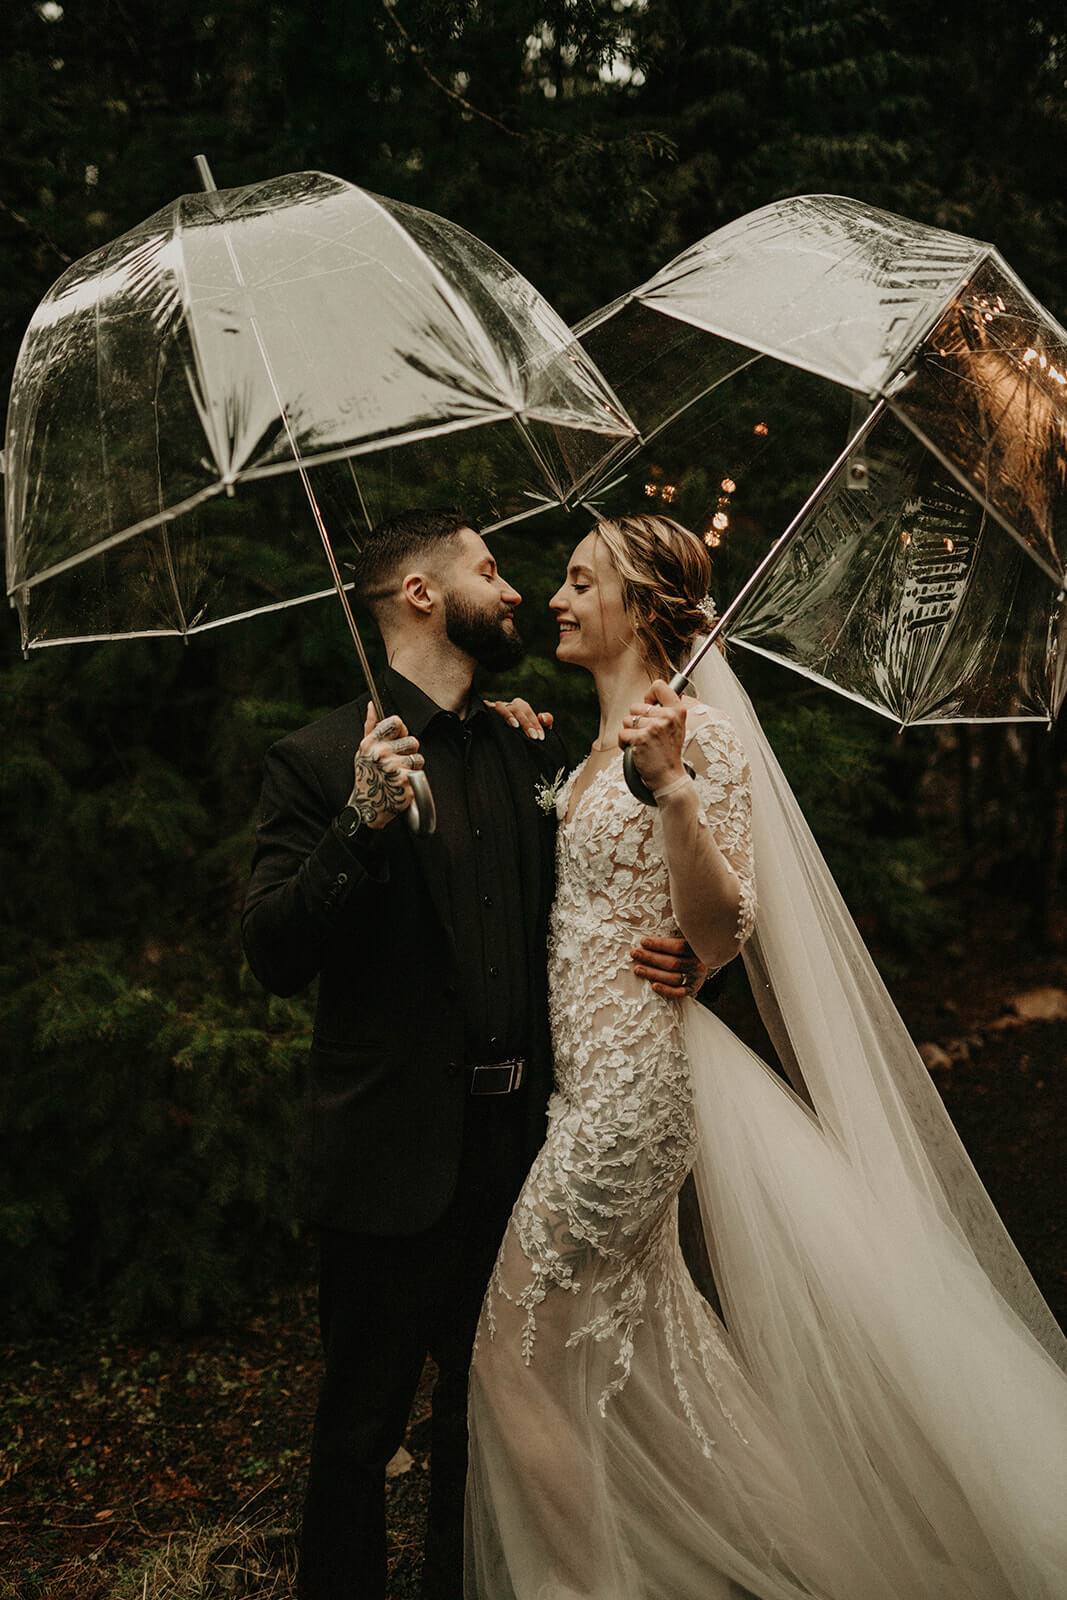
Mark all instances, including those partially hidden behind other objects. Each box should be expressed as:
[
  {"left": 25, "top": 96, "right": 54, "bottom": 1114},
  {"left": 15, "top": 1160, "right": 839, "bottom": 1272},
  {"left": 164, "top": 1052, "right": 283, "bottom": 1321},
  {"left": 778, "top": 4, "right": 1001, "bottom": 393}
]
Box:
[
  {"left": 731, "top": 413, "right": 1067, "bottom": 725},
  {"left": 5, "top": 169, "right": 635, "bottom": 650},
  {"left": 577, "top": 194, "right": 1067, "bottom": 726}
]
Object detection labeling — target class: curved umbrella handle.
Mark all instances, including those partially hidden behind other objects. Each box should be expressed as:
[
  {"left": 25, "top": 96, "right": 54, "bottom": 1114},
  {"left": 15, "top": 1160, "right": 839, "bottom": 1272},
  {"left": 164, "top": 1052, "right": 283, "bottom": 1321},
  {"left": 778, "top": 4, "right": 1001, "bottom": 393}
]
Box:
[
  {"left": 405, "top": 767, "right": 437, "bottom": 835},
  {"left": 622, "top": 746, "right": 659, "bottom": 806},
  {"left": 623, "top": 671, "right": 691, "bottom": 807}
]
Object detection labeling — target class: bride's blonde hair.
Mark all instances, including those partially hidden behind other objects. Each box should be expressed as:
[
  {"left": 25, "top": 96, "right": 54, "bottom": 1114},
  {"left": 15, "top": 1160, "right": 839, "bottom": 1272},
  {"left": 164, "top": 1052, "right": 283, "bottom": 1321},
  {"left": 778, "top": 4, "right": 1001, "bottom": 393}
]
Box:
[{"left": 594, "top": 514, "right": 714, "bottom": 680}]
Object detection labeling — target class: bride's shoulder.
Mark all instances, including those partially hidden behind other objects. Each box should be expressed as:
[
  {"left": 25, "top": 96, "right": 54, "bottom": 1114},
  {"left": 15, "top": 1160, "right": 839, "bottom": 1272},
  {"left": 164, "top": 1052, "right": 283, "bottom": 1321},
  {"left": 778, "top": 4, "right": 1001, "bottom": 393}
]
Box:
[
  {"left": 683, "top": 698, "right": 736, "bottom": 735},
  {"left": 682, "top": 700, "right": 750, "bottom": 775}
]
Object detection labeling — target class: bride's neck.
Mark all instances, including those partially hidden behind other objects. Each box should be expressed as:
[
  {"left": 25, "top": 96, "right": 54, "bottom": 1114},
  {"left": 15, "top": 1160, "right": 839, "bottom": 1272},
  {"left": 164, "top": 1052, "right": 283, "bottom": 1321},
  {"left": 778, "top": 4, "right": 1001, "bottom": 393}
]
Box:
[{"left": 590, "top": 656, "right": 654, "bottom": 751}]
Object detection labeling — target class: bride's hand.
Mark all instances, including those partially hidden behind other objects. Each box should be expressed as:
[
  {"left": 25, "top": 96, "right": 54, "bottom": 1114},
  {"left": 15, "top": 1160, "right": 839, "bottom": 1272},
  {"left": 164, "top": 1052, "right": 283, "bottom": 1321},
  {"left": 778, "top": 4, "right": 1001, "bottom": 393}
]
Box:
[
  {"left": 619, "top": 680, "right": 688, "bottom": 795},
  {"left": 487, "top": 697, "right": 553, "bottom": 741}
]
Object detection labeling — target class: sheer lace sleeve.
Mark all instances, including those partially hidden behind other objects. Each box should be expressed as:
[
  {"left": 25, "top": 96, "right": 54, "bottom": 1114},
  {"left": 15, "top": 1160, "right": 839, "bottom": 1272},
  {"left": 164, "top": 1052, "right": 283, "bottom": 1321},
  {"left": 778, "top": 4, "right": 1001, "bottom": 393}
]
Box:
[{"left": 680, "top": 703, "right": 757, "bottom": 951}]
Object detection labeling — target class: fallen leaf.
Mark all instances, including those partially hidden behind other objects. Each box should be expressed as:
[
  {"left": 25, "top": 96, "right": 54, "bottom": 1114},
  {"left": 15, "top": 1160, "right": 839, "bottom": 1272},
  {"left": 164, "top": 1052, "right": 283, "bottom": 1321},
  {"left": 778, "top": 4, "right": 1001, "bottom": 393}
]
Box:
[{"left": 386, "top": 1446, "right": 414, "bottom": 1479}]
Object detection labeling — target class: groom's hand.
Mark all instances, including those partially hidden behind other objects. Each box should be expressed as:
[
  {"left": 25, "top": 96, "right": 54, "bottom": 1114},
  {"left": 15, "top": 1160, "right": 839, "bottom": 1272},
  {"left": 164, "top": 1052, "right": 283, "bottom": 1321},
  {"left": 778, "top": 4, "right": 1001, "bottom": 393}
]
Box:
[
  {"left": 631, "top": 935, "right": 707, "bottom": 999},
  {"left": 347, "top": 705, "right": 424, "bottom": 829}
]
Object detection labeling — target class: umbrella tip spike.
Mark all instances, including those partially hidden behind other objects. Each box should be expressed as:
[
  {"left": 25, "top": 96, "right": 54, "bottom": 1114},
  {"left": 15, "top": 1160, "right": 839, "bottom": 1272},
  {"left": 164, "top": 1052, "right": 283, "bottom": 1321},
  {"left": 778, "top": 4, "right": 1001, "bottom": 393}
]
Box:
[{"left": 194, "top": 154, "right": 217, "bottom": 193}]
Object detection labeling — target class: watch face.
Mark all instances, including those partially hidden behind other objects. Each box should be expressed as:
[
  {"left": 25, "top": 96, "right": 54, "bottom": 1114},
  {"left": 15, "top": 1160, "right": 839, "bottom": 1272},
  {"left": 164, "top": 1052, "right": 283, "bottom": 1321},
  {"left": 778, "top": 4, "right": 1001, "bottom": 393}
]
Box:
[{"left": 339, "top": 806, "right": 361, "bottom": 837}]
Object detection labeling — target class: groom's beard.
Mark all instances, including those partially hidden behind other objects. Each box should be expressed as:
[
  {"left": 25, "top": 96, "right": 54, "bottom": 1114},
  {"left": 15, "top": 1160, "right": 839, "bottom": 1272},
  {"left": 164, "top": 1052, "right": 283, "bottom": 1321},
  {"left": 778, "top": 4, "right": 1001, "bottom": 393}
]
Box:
[{"left": 444, "top": 592, "right": 526, "bottom": 672}]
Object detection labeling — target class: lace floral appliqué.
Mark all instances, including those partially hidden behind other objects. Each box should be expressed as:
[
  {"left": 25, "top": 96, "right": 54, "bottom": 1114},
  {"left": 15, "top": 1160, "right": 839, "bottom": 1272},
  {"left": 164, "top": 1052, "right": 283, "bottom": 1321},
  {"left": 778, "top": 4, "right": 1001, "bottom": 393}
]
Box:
[{"left": 481, "top": 703, "right": 756, "bottom": 1446}]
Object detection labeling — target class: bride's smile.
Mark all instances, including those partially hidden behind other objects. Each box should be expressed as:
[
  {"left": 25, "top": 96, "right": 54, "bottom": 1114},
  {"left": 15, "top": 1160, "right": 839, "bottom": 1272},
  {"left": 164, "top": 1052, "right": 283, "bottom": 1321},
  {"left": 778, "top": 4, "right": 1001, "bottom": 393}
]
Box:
[{"left": 548, "top": 530, "right": 637, "bottom": 671}]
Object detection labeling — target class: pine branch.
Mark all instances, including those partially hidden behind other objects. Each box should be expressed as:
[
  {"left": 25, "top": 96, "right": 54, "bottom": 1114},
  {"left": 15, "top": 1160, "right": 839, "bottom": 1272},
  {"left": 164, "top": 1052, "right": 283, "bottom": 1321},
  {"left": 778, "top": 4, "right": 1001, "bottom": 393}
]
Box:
[{"left": 379, "top": 0, "right": 522, "bottom": 138}]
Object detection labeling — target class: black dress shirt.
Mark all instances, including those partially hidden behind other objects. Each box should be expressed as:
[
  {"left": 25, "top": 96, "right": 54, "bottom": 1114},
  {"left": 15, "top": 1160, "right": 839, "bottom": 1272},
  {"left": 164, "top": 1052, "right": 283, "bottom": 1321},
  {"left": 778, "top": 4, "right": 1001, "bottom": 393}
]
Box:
[{"left": 372, "top": 669, "right": 529, "bottom": 1064}]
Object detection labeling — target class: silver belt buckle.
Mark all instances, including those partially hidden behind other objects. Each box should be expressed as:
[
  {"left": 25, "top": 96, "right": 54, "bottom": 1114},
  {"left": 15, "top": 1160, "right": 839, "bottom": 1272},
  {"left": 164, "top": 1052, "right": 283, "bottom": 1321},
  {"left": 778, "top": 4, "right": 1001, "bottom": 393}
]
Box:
[{"left": 469, "top": 1058, "right": 525, "bottom": 1095}]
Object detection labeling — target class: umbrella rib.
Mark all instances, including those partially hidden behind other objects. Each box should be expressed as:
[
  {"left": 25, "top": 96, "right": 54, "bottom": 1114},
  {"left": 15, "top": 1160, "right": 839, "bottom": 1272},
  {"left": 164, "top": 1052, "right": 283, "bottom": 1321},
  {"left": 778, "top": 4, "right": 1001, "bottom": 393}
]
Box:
[
  {"left": 172, "top": 194, "right": 228, "bottom": 478},
  {"left": 890, "top": 408, "right": 1063, "bottom": 584},
  {"left": 805, "top": 511, "right": 896, "bottom": 676},
  {"left": 157, "top": 525, "right": 190, "bottom": 637},
  {"left": 18, "top": 582, "right": 359, "bottom": 647},
  {"left": 512, "top": 415, "right": 564, "bottom": 500},
  {"left": 365, "top": 194, "right": 517, "bottom": 402},
  {"left": 8, "top": 484, "right": 226, "bottom": 595},
  {"left": 152, "top": 331, "right": 191, "bottom": 637},
  {"left": 729, "top": 638, "right": 1050, "bottom": 728}
]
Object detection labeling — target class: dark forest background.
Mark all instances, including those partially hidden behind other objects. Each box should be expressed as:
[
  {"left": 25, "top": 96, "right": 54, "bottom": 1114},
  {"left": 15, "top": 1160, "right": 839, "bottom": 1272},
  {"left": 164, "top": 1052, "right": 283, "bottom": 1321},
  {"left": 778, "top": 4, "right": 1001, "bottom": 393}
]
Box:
[{"left": 2, "top": 0, "right": 1066, "bottom": 1334}]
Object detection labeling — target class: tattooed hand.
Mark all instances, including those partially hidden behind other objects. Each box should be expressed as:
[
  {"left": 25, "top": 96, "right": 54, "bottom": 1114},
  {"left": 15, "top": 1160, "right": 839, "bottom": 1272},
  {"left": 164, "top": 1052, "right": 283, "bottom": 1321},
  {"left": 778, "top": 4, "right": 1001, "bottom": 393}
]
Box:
[{"left": 348, "top": 705, "right": 424, "bottom": 829}]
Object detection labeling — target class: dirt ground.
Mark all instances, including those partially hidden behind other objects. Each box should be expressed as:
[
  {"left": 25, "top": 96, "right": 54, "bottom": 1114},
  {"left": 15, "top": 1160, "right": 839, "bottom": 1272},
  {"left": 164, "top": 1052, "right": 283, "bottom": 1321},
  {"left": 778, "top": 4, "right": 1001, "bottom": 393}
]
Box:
[{"left": 2, "top": 893, "right": 1065, "bottom": 1600}]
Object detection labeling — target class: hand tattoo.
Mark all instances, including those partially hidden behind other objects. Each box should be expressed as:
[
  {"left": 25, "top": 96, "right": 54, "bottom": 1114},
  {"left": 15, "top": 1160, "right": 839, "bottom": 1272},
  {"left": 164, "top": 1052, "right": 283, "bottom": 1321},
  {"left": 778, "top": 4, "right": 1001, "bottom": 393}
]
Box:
[{"left": 348, "top": 753, "right": 410, "bottom": 826}]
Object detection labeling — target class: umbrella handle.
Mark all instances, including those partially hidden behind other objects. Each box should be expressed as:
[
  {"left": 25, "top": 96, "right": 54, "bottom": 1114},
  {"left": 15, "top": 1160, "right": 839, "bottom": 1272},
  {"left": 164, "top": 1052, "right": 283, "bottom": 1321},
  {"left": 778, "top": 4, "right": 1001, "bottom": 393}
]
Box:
[
  {"left": 624, "top": 393, "right": 897, "bottom": 807},
  {"left": 623, "top": 672, "right": 692, "bottom": 806},
  {"left": 405, "top": 768, "right": 437, "bottom": 836}
]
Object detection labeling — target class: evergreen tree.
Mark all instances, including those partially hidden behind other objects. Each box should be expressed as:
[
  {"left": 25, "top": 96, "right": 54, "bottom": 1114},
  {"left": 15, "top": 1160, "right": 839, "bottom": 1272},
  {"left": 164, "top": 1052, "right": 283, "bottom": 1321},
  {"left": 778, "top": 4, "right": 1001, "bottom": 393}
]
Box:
[{"left": 1, "top": 0, "right": 1063, "bottom": 1330}]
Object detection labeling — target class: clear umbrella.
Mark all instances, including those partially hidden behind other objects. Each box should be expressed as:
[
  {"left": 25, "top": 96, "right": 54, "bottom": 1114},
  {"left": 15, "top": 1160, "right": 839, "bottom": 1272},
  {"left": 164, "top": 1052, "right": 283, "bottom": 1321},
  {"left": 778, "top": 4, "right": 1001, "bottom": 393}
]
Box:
[
  {"left": 577, "top": 193, "right": 1067, "bottom": 740},
  {"left": 6, "top": 165, "right": 634, "bottom": 650},
  {"left": 4, "top": 163, "right": 637, "bottom": 830}
]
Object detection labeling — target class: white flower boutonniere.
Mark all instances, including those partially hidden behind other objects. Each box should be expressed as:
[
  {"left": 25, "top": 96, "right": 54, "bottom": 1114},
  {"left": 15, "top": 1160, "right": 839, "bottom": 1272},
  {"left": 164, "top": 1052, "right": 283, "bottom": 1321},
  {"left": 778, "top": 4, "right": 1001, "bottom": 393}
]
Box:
[{"left": 534, "top": 767, "right": 567, "bottom": 816}]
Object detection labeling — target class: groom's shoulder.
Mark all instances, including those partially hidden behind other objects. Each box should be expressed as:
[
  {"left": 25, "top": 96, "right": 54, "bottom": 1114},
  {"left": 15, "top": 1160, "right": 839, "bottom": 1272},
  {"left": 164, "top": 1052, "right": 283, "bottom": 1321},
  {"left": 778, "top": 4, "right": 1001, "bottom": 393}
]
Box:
[
  {"left": 521, "top": 722, "right": 569, "bottom": 775},
  {"left": 272, "top": 694, "right": 371, "bottom": 765}
]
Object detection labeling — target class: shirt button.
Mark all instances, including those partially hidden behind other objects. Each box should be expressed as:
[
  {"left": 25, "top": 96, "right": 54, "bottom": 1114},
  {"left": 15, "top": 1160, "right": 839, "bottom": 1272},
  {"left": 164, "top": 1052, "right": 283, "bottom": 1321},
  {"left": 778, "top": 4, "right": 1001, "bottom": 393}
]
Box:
[
  {"left": 483, "top": 894, "right": 493, "bottom": 907},
  {"left": 474, "top": 827, "right": 483, "bottom": 839},
  {"left": 490, "top": 966, "right": 500, "bottom": 978}
]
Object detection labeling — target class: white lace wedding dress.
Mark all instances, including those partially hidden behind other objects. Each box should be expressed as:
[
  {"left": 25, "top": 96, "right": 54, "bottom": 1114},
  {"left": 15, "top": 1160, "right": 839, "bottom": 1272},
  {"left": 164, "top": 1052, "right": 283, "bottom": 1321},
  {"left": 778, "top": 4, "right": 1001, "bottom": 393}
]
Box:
[{"left": 465, "top": 692, "right": 1067, "bottom": 1600}]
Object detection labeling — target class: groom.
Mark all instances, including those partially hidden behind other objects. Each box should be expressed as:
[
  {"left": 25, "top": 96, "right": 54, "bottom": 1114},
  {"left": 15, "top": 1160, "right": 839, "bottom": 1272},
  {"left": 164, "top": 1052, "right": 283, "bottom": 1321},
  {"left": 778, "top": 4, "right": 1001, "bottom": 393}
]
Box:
[{"left": 242, "top": 508, "right": 700, "bottom": 1599}]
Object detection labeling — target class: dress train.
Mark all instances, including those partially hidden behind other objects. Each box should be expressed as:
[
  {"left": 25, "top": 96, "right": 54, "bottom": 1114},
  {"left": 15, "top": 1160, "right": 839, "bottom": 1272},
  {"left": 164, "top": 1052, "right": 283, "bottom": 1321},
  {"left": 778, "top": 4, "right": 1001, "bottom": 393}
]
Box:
[{"left": 465, "top": 659, "right": 1067, "bottom": 1599}]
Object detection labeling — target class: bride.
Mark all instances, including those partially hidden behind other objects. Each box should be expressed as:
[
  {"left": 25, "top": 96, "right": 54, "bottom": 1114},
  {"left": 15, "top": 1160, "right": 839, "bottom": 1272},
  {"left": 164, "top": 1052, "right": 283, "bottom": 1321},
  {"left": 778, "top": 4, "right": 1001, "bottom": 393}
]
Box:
[{"left": 464, "top": 513, "right": 1067, "bottom": 1600}]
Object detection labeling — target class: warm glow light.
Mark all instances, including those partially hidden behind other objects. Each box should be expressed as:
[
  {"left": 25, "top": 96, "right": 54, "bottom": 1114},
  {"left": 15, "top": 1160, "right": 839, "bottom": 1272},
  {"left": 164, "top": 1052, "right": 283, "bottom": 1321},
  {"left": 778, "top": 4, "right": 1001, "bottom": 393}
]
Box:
[
  {"left": 1023, "top": 348, "right": 1038, "bottom": 364},
  {"left": 705, "top": 532, "right": 721, "bottom": 547},
  {"left": 712, "top": 512, "right": 729, "bottom": 531},
  {"left": 720, "top": 478, "right": 736, "bottom": 494},
  {"left": 753, "top": 422, "right": 769, "bottom": 436},
  {"left": 944, "top": 538, "right": 955, "bottom": 553},
  {"left": 644, "top": 483, "right": 657, "bottom": 498},
  {"left": 661, "top": 484, "right": 677, "bottom": 503},
  {"left": 901, "top": 533, "right": 911, "bottom": 546}
]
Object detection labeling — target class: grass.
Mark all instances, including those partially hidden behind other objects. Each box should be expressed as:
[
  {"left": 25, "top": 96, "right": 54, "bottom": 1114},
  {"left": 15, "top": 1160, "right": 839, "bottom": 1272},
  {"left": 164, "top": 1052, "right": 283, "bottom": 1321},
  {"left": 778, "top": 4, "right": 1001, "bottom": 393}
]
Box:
[{"left": 3, "top": 1498, "right": 298, "bottom": 1600}]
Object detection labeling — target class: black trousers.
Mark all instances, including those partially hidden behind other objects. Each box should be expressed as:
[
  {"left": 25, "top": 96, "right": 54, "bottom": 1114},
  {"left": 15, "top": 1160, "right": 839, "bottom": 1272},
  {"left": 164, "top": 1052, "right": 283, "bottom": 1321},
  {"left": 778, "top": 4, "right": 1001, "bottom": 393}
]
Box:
[{"left": 297, "top": 1094, "right": 528, "bottom": 1600}]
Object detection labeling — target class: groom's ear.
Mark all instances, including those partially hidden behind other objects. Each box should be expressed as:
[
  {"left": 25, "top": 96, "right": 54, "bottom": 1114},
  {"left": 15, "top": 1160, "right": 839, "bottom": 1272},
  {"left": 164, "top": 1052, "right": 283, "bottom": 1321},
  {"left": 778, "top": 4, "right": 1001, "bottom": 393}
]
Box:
[{"left": 400, "top": 570, "right": 435, "bottom": 614}]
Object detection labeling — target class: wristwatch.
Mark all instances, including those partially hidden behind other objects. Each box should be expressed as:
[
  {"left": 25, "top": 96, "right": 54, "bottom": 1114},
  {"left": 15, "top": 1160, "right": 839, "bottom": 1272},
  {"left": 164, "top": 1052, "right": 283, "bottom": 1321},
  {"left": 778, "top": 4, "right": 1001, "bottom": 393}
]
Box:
[{"left": 337, "top": 803, "right": 362, "bottom": 839}]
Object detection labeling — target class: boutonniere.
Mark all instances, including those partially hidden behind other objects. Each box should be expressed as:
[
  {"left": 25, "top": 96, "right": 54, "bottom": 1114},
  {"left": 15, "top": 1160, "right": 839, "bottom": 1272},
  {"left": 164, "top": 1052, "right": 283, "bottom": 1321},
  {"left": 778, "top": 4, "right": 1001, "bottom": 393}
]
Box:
[{"left": 534, "top": 767, "right": 567, "bottom": 815}]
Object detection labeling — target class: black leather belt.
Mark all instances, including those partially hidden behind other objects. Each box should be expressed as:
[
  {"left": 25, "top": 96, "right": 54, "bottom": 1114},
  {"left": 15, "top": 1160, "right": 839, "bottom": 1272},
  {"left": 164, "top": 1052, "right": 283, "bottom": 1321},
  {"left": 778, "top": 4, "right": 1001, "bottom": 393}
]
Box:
[{"left": 467, "top": 1058, "right": 525, "bottom": 1095}]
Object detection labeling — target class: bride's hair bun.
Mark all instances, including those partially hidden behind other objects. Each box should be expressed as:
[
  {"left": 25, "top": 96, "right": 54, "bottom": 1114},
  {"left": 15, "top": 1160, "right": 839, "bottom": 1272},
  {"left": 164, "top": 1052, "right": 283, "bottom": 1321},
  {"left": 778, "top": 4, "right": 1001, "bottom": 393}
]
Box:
[{"left": 594, "top": 514, "right": 714, "bottom": 679}]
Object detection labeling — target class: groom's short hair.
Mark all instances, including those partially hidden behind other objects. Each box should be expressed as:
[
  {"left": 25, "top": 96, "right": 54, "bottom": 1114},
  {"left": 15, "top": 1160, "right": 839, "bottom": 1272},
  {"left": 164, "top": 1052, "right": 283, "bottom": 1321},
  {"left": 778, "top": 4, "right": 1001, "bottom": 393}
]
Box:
[{"left": 355, "top": 508, "right": 474, "bottom": 607}]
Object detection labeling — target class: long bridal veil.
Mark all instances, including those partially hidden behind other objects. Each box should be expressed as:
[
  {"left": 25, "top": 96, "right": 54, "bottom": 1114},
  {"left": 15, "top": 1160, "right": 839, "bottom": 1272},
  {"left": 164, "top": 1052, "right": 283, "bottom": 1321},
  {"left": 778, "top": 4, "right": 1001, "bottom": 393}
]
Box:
[{"left": 685, "top": 643, "right": 1067, "bottom": 1594}]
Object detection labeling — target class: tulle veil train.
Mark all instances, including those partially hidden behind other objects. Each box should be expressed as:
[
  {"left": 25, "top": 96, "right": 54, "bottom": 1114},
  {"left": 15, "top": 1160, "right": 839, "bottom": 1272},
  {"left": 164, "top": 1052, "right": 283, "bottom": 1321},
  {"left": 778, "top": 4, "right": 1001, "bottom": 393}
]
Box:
[
  {"left": 465, "top": 642, "right": 1067, "bottom": 1600},
  {"left": 685, "top": 644, "right": 1067, "bottom": 1595}
]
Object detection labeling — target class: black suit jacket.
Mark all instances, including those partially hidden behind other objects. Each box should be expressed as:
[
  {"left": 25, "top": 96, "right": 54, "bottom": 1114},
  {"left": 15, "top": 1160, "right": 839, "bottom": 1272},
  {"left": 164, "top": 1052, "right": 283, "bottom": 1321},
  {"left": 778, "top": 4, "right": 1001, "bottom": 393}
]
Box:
[{"left": 242, "top": 677, "right": 566, "bottom": 1236}]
